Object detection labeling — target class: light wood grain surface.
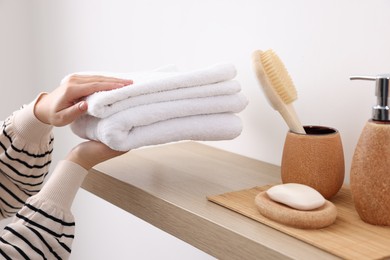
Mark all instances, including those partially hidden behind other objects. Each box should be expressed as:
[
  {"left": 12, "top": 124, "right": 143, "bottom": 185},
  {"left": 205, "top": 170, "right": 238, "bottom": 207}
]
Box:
[
  {"left": 82, "top": 141, "right": 340, "bottom": 259},
  {"left": 209, "top": 186, "right": 390, "bottom": 260}
]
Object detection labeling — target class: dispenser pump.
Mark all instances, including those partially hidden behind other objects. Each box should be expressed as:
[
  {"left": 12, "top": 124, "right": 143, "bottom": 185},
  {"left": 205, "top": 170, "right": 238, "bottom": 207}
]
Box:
[{"left": 350, "top": 74, "right": 390, "bottom": 121}]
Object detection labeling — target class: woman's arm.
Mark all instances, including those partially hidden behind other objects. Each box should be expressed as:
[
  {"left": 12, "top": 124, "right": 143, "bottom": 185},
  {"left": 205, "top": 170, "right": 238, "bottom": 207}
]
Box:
[
  {"left": 0, "top": 74, "right": 130, "bottom": 259},
  {"left": 0, "top": 160, "right": 86, "bottom": 259},
  {"left": 0, "top": 74, "right": 131, "bottom": 220},
  {"left": 0, "top": 95, "right": 54, "bottom": 219},
  {"left": 0, "top": 142, "right": 124, "bottom": 259}
]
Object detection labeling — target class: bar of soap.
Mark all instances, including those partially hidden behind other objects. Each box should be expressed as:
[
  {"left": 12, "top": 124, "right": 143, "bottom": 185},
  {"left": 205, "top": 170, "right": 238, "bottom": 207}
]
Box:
[{"left": 266, "top": 183, "right": 325, "bottom": 210}]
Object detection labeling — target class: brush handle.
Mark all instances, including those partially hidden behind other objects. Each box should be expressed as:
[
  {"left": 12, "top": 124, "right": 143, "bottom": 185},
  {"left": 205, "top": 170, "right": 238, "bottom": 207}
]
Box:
[{"left": 278, "top": 103, "right": 306, "bottom": 134}]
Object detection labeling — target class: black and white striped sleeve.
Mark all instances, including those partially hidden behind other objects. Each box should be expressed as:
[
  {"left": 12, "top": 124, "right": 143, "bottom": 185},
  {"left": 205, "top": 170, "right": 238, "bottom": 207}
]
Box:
[
  {"left": 0, "top": 96, "right": 53, "bottom": 219},
  {"left": 0, "top": 160, "right": 88, "bottom": 259}
]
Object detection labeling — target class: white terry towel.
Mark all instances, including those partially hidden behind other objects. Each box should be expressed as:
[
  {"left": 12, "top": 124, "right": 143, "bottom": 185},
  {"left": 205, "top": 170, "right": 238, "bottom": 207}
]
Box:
[
  {"left": 71, "top": 93, "right": 248, "bottom": 151},
  {"left": 80, "top": 63, "right": 238, "bottom": 118},
  {"left": 89, "top": 80, "right": 241, "bottom": 118},
  {"left": 72, "top": 113, "right": 242, "bottom": 151}
]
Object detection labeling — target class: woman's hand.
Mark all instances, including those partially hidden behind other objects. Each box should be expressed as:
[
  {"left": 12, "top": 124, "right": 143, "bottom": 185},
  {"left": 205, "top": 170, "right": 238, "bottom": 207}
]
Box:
[
  {"left": 66, "top": 141, "right": 125, "bottom": 170},
  {"left": 34, "top": 74, "right": 132, "bottom": 126}
]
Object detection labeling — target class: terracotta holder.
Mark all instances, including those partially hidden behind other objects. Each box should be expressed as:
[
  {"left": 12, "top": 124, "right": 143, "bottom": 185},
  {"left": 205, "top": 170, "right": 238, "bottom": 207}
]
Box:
[{"left": 281, "top": 126, "right": 345, "bottom": 199}]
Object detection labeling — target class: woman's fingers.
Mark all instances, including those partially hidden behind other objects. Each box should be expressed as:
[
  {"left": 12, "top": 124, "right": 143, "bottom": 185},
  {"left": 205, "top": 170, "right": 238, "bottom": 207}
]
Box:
[
  {"left": 65, "top": 75, "right": 133, "bottom": 98},
  {"left": 67, "top": 74, "right": 133, "bottom": 84}
]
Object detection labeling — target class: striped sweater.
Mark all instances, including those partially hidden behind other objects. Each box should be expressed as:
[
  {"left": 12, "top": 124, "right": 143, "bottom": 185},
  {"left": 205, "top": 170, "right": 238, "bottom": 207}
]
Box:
[{"left": 0, "top": 98, "right": 87, "bottom": 259}]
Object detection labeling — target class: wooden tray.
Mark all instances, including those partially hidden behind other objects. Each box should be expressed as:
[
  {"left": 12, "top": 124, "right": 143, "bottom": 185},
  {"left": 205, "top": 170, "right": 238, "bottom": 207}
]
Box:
[{"left": 208, "top": 185, "right": 390, "bottom": 260}]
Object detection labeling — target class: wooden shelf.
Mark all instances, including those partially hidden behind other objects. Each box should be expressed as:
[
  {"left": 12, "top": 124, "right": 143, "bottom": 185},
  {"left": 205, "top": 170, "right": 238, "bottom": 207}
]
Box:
[{"left": 82, "top": 142, "right": 340, "bottom": 259}]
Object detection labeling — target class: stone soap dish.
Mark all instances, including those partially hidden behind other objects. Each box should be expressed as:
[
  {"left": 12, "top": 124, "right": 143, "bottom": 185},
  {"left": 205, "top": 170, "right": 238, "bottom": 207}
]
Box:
[{"left": 255, "top": 184, "right": 337, "bottom": 229}]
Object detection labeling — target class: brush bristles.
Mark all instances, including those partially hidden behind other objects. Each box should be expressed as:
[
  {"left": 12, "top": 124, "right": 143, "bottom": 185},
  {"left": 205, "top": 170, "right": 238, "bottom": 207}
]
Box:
[{"left": 260, "top": 49, "right": 297, "bottom": 104}]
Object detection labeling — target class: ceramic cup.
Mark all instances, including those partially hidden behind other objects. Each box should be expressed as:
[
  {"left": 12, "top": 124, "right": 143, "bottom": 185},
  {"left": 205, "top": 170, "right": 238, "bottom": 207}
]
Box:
[{"left": 281, "top": 126, "right": 345, "bottom": 199}]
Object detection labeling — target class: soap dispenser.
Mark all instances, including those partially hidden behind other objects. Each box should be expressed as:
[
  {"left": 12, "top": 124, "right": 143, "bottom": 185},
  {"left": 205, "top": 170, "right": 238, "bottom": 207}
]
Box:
[{"left": 350, "top": 74, "right": 390, "bottom": 225}]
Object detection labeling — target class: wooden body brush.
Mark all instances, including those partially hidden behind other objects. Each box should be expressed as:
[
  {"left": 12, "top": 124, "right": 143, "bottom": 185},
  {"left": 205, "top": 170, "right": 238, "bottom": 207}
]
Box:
[{"left": 252, "top": 49, "right": 305, "bottom": 134}]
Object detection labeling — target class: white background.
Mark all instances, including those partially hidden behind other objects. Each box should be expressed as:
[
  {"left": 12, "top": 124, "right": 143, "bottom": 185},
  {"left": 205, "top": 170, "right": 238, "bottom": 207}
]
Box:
[{"left": 1, "top": 0, "right": 390, "bottom": 259}]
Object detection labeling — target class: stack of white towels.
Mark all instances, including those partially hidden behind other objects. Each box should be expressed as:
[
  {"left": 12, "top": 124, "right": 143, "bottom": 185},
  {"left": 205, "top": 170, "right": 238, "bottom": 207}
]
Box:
[{"left": 70, "top": 63, "right": 248, "bottom": 151}]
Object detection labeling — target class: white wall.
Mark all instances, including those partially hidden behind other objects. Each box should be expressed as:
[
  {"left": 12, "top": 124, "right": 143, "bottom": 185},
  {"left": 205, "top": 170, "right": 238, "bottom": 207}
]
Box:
[
  {"left": 29, "top": 0, "right": 390, "bottom": 168},
  {"left": 2, "top": 0, "right": 390, "bottom": 259},
  {"left": 0, "top": 0, "right": 37, "bottom": 228},
  {"left": 0, "top": 0, "right": 36, "bottom": 118}
]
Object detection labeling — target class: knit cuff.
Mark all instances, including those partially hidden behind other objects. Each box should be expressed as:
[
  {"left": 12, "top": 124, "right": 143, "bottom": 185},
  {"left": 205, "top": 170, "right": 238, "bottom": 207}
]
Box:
[
  {"left": 13, "top": 93, "right": 53, "bottom": 144},
  {"left": 35, "top": 160, "right": 88, "bottom": 210}
]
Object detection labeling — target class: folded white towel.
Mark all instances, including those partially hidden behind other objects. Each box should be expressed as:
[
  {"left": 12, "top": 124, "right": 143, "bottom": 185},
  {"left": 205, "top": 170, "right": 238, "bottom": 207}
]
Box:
[
  {"left": 89, "top": 80, "right": 241, "bottom": 118},
  {"left": 72, "top": 113, "right": 242, "bottom": 151},
  {"left": 71, "top": 93, "right": 248, "bottom": 150},
  {"left": 81, "top": 63, "right": 237, "bottom": 118},
  {"left": 69, "top": 63, "right": 248, "bottom": 151}
]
